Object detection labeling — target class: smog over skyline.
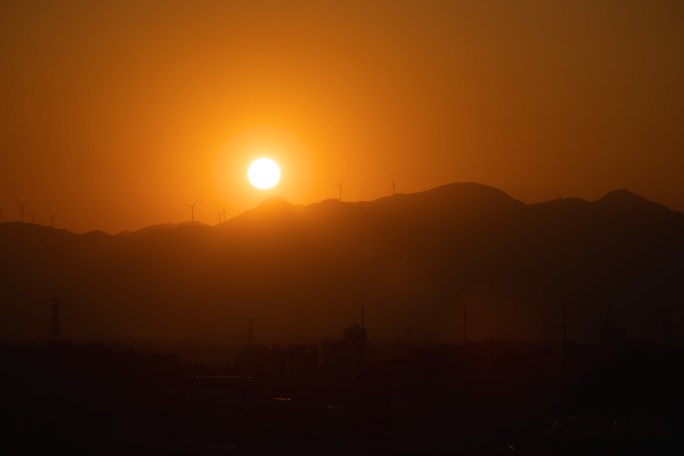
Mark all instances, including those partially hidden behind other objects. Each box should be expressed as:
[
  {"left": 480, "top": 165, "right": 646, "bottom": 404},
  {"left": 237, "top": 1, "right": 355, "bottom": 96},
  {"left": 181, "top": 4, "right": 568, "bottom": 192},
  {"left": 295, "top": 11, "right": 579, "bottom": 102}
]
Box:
[{"left": 1, "top": 2, "right": 683, "bottom": 455}]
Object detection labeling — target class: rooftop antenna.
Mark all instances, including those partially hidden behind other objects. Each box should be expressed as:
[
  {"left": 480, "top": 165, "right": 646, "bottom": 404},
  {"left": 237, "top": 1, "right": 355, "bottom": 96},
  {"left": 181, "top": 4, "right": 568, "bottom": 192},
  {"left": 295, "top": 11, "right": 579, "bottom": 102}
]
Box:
[
  {"left": 49, "top": 298, "right": 61, "bottom": 343},
  {"left": 247, "top": 318, "right": 255, "bottom": 345},
  {"left": 390, "top": 176, "right": 396, "bottom": 196},
  {"left": 332, "top": 178, "right": 344, "bottom": 202},
  {"left": 15, "top": 198, "right": 31, "bottom": 223},
  {"left": 47, "top": 207, "right": 56, "bottom": 228},
  {"left": 185, "top": 200, "right": 197, "bottom": 225}
]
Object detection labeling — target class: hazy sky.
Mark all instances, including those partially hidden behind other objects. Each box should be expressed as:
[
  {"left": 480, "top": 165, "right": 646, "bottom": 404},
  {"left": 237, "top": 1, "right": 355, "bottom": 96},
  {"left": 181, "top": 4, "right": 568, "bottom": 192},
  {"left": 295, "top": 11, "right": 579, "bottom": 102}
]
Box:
[{"left": 2, "top": 0, "right": 683, "bottom": 233}]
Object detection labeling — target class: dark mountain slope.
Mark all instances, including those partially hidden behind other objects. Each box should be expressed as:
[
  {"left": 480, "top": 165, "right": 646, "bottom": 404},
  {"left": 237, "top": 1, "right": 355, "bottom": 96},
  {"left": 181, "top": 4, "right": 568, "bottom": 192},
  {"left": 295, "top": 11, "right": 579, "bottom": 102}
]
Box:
[
  {"left": 116, "top": 221, "right": 209, "bottom": 241},
  {"left": 1, "top": 183, "right": 682, "bottom": 342}
]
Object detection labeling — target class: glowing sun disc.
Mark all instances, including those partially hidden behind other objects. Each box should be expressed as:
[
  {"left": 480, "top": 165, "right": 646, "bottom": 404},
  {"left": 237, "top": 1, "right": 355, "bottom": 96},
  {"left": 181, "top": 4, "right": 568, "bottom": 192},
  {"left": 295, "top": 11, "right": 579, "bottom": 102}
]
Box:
[{"left": 248, "top": 158, "right": 280, "bottom": 189}]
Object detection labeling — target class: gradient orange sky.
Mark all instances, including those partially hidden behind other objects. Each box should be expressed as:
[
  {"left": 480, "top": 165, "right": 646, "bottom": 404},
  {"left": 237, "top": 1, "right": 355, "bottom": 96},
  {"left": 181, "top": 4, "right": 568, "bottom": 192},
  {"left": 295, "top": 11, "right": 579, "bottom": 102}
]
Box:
[{"left": 2, "top": 0, "right": 683, "bottom": 233}]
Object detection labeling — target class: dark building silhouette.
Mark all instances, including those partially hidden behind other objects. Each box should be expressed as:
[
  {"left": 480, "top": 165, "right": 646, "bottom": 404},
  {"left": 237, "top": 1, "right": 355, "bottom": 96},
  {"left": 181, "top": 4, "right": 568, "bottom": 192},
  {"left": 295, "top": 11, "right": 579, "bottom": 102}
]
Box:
[
  {"left": 272, "top": 344, "right": 318, "bottom": 380},
  {"left": 599, "top": 327, "right": 627, "bottom": 347},
  {"left": 233, "top": 343, "right": 319, "bottom": 379},
  {"left": 234, "top": 343, "right": 272, "bottom": 375},
  {"left": 322, "top": 324, "right": 368, "bottom": 381}
]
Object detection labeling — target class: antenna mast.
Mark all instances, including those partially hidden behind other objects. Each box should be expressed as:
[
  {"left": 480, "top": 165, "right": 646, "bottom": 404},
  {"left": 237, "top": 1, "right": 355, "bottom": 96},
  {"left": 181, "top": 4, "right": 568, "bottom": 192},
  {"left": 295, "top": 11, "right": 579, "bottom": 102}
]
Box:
[
  {"left": 562, "top": 301, "right": 567, "bottom": 401},
  {"left": 49, "top": 298, "right": 61, "bottom": 343},
  {"left": 463, "top": 307, "right": 467, "bottom": 346}
]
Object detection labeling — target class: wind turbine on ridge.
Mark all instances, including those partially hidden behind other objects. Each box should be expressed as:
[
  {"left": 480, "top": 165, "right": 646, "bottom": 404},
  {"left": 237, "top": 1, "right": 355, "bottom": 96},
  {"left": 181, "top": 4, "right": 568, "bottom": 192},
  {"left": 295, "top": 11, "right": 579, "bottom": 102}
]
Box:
[
  {"left": 48, "top": 207, "right": 56, "bottom": 228},
  {"left": 185, "top": 200, "right": 197, "bottom": 225},
  {"left": 390, "top": 176, "right": 397, "bottom": 196},
  {"left": 332, "top": 178, "right": 344, "bottom": 201},
  {"left": 15, "top": 198, "right": 31, "bottom": 223},
  {"left": 28, "top": 211, "right": 36, "bottom": 224}
]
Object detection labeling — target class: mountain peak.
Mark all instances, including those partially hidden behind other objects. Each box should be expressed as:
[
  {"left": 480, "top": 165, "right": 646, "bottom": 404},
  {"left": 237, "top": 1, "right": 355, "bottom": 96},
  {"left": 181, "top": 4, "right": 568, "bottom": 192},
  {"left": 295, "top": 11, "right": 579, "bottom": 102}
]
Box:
[
  {"left": 259, "top": 196, "right": 287, "bottom": 206},
  {"left": 594, "top": 189, "right": 650, "bottom": 205}
]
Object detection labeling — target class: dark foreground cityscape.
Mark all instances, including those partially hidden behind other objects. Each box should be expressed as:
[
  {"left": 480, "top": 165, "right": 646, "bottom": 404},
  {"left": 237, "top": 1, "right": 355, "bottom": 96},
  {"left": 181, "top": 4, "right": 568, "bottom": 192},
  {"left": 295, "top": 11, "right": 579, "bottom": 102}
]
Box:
[{"left": 0, "top": 314, "right": 679, "bottom": 456}]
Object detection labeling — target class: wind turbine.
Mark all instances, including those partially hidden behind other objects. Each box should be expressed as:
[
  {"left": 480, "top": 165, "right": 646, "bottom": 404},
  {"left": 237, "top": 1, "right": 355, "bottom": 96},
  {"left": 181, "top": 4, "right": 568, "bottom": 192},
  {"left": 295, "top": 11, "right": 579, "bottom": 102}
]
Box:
[
  {"left": 556, "top": 192, "right": 564, "bottom": 200},
  {"left": 215, "top": 206, "right": 222, "bottom": 226},
  {"left": 332, "top": 178, "right": 344, "bottom": 201},
  {"left": 390, "top": 176, "right": 396, "bottom": 196},
  {"left": 15, "top": 198, "right": 31, "bottom": 223},
  {"left": 28, "top": 211, "right": 36, "bottom": 224},
  {"left": 185, "top": 200, "right": 197, "bottom": 225},
  {"left": 48, "top": 207, "right": 56, "bottom": 228}
]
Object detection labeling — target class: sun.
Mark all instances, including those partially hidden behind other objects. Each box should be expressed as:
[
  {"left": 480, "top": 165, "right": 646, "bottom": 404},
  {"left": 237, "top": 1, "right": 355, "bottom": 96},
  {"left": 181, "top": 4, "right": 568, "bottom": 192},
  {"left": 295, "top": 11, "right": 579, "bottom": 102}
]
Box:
[{"left": 248, "top": 158, "right": 280, "bottom": 189}]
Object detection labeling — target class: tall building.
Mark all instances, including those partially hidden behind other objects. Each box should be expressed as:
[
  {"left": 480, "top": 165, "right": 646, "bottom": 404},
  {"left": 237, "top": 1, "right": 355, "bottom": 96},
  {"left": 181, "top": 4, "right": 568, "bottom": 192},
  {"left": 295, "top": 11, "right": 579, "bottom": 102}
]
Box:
[{"left": 322, "top": 323, "right": 368, "bottom": 381}]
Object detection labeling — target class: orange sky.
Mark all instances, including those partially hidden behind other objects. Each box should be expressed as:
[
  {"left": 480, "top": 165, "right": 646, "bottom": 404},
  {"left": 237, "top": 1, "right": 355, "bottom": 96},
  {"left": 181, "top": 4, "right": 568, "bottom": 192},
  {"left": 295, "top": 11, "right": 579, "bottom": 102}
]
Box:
[{"left": 1, "top": 0, "right": 683, "bottom": 234}]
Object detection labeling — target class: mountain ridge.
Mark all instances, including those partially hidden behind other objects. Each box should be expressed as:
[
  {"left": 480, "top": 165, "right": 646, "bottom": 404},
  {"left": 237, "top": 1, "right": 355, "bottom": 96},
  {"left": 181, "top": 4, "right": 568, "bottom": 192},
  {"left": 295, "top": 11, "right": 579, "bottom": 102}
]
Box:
[{"left": 1, "top": 182, "right": 682, "bottom": 342}]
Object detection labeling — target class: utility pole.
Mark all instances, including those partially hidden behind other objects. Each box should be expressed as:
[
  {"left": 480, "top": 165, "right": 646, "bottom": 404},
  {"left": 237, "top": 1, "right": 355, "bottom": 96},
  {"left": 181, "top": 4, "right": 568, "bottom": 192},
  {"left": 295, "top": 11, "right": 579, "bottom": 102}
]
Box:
[
  {"left": 463, "top": 307, "right": 467, "bottom": 346},
  {"left": 49, "top": 298, "right": 61, "bottom": 343},
  {"left": 247, "top": 318, "right": 254, "bottom": 345},
  {"left": 562, "top": 301, "right": 567, "bottom": 412}
]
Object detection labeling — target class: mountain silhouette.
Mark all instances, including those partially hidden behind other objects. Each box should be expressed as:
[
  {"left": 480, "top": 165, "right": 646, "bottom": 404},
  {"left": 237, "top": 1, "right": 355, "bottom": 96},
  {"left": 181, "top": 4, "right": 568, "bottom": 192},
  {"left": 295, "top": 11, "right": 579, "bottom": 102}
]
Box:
[
  {"left": 115, "top": 221, "right": 209, "bottom": 241},
  {"left": 1, "top": 183, "right": 682, "bottom": 342}
]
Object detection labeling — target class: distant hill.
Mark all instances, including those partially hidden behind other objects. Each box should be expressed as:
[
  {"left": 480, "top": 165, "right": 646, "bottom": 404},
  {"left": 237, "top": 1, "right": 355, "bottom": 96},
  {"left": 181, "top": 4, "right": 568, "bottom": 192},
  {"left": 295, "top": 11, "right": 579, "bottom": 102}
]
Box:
[
  {"left": 1, "top": 183, "right": 682, "bottom": 343},
  {"left": 116, "top": 221, "right": 209, "bottom": 241}
]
